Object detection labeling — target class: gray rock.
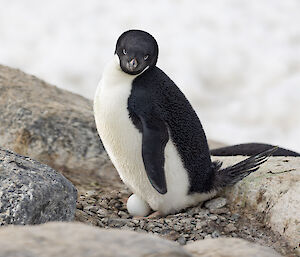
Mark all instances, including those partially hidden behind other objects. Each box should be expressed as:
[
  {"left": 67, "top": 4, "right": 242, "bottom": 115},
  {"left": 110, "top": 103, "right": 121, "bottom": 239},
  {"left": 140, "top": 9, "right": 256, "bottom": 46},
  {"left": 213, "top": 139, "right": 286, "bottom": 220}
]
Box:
[
  {"left": 0, "top": 148, "right": 77, "bottom": 225},
  {"left": 224, "top": 223, "right": 237, "bottom": 233},
  {"left": 178, "top": 236, "right": 187, "bottom": 245},
  {"left": 0, "top": 65, "right": 107, "bottom": 179},
  {"left": 0, "top": 222, "right": 191, "bottom": 257},
  {"left": 185, "top": 238, "right": 282, "bottom": 257},
  {"left": 204, "top": 197, "right": 227, "bottom": 210}
]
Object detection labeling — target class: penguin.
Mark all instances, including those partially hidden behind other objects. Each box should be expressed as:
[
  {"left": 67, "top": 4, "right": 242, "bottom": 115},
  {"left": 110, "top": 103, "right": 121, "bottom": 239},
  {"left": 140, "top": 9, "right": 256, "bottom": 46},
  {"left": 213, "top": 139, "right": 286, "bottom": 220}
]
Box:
[{"left": 94, "top": 30, "right": 277, "bottom": 217}]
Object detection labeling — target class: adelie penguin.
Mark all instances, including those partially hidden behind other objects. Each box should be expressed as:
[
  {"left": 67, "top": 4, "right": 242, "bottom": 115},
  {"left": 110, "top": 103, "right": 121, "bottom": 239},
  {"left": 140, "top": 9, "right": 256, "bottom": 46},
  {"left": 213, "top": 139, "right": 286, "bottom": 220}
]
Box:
[{"left": 94, "top": 30, "right": 278, "bottom": 217}]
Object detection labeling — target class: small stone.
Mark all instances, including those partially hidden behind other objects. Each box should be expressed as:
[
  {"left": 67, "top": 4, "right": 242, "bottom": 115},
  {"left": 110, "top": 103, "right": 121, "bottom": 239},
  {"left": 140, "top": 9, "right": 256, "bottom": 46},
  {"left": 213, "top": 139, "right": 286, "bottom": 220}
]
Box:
[
  {"left": 204, "top": 234, "right": 212, "bottom": 239},
  {"left": 219, "top": 216, "right": 226, "bottom": 221},
  {"left": 118, "top": 211, "right": 129, "bottom": 218},
  {"left": 211, "top": 230, "right": 220, "bottom": 238},
  {"left": 76, "top": 202, "right": 83, "bottom": 210},
  {"left": 173, "top": 224, "right": 182, "bottom": 232},
  {"left": 224, "top": 223, "right": 237, "bottom": 233},
  {"left": 162, "top": 230, "right": 180, "bottom": 241},
  {"left": 152, "top": 227, "right": 161, "bottom": 233},
  {"left": 177, "top": 236, "right": 186, "bottom": 245},
  {"left": 85, "top": 190, "right": 98, "bottom": 198},
  {"left": 209, "top": 207, "right": 229, "bottom": 214},
  {"left": 209, "top": 215, "right": 218, "bottom": 221},
  {"left": 204, "top": 197, "right": 227, "bottom": 210},
  {"left": 194, "top": 209, "right": 210, "bottom": 219},
  {"left": 131, "top": 219, "right": 140, "bottom": 225},
  {"left": 83, "top": 205, "right": 98, "bottom": 213},
  {"left": 229, "top": 213, "right": 240, "bottom": 222},
  {"left": 96, "top": 208, "right": 108, "bottom": 216},
  {"left": 195, "top": 221, "right": 206, "bottom": 230}
]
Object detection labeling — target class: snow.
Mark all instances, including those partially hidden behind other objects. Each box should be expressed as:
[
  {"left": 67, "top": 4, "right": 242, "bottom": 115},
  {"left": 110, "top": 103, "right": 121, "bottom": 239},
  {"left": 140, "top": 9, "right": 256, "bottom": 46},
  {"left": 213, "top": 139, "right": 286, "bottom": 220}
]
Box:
[{"left": 0, "top": 0, "right": 299, "bottom": 151}]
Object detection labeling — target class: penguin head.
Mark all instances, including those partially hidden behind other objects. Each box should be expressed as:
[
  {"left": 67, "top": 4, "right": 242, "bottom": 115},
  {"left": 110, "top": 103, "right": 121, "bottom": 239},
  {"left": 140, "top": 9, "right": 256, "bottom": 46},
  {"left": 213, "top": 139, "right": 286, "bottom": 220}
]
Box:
[{"left": 115, "top": 30, "right": 159, "bottom": 75}]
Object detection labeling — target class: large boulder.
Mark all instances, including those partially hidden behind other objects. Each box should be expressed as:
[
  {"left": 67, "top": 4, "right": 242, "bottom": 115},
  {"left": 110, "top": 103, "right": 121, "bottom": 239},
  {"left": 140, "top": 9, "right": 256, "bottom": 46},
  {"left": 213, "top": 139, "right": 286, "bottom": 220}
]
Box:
[
  {"left": 0, "top": 222, "right": 191, "bottom": 257},
  {"left": 0, "top": 65, "right": 107, "bottom": 180},
  {"left": 185, "top": 237, "right": 282, "bottom": 257},
  {"left": 214, "top": 156, "right": 300, "bottom": 250},
  {"left": 0, "top": 148, "right": 77, "bottom": 225}
]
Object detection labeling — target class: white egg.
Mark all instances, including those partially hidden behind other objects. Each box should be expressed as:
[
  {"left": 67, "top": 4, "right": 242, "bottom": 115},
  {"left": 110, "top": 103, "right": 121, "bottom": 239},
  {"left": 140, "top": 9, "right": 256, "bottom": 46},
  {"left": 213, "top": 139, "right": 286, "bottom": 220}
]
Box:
[{"left": 127, "top": 194, "right": 151, "bottom": 217}]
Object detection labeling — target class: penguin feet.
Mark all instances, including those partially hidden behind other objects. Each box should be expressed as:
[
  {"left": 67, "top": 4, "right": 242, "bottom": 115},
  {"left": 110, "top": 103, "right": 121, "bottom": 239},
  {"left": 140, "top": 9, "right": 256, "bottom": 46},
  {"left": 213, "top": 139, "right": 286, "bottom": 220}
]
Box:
[
  {"left": 127, "top": 194, "right": 151, "bottom": 217},
  {"left": 145, "top": 211, "right": 163, "bottom": 219}
]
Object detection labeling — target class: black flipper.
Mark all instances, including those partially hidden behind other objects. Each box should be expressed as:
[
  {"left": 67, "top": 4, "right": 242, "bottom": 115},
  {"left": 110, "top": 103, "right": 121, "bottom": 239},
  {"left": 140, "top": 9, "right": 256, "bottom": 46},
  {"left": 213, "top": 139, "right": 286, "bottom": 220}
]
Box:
[
  {"left": 139, "top": 115, "right": 169, "bottom": 194},
  {"left": 210, "top": 143, "right": 300, "bottom": 157},
  {"left": 212, "top": 146, "right": 278, "bottom": 189}
]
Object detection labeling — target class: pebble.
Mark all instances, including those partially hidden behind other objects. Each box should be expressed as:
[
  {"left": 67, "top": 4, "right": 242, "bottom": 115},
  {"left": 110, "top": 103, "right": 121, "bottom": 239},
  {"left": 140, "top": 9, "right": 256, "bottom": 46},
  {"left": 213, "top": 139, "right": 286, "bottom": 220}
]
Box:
[
  {"left": 204, "top": 234, "right": 212, "bottom": 239},
  {"left": 204, "top": 197, "right": 227, "bottom": 210},
  {"left": 224, "top": 223, "right": 237, "bottom": 233},
  {"left": 229, "top": 213, "right": 240, "bottom": 221},
  {"left": 209, "top": 215, "right": 218, "bottom": 221},
  {"left": 210, "top": 207, "right": 229, "bottom": 214},
  {"left": 177, "top": 236, "right": 186, "bottom": 245},
  {"left": 211, "top": 230, "right": 220, "bottom": 238},
  {"left": 85, "top": 190, "right": 98, "bottom": 198},
  {"left": 84, "top": 205, "right": 98, "bottom": 213}
]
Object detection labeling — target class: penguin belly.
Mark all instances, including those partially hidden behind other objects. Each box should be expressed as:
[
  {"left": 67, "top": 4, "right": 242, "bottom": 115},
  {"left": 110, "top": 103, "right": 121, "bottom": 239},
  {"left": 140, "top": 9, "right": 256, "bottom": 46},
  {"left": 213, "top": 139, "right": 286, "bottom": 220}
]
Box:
[{"left": 94, "top": 57, "right": 216, "bottom": 214}]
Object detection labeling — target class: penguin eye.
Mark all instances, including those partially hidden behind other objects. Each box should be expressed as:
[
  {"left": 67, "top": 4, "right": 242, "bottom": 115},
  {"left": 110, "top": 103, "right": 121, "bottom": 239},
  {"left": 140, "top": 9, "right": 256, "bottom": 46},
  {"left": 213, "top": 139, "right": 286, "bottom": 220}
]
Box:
[
  {"left": 144, "top": 55, "right": 149, "bottom": 60},
  {"left": 123, "top": 49, "right": 127, "bottom": 55}
]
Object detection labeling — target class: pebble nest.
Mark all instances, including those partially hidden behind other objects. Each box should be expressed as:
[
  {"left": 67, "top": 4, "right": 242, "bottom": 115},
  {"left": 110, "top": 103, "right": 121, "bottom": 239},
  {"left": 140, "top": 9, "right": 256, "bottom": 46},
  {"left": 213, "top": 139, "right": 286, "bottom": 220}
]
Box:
[{"left": 69, "top": 162, "right": 296, "bottom": 257}]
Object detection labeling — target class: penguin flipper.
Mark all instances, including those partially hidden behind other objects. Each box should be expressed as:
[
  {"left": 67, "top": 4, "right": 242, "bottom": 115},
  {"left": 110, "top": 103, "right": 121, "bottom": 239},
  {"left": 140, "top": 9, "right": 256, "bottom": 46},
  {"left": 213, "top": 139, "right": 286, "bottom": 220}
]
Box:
[{"left": 139, "top": 115, "right": 169, "bottom": 194}]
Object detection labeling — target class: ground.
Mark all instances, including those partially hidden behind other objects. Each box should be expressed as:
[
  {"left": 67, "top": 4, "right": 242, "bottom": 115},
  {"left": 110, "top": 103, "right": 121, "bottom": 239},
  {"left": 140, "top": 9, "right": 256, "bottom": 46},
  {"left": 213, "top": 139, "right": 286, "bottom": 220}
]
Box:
[{"left": 63, "top": 162, "right": 297, "bottom": 257}]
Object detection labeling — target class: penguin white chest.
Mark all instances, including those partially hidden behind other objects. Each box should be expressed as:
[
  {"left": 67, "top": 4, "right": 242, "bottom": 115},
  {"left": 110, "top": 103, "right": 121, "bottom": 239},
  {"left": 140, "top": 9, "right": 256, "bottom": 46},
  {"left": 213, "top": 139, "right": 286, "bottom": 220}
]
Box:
[
  {"left": 94, "top": 62, "right": 140, "bottom": 177},
  {"left": 94, "top": 57, "right": 148, "bottom": 191}
]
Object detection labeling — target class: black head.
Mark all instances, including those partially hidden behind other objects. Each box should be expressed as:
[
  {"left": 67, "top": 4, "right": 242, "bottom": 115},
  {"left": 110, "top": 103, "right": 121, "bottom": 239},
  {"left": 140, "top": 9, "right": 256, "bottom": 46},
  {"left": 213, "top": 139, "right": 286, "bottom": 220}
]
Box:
[{"left": 115, "top": 30, "right": 159, "bottom": 75}]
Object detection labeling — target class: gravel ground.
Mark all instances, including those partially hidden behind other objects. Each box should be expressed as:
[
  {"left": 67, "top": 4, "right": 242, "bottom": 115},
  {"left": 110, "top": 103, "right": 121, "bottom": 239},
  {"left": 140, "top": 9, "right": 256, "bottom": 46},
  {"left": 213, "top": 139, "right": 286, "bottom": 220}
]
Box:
[{"left": 68, "top": 162, "right": 296, "bottom": 257}]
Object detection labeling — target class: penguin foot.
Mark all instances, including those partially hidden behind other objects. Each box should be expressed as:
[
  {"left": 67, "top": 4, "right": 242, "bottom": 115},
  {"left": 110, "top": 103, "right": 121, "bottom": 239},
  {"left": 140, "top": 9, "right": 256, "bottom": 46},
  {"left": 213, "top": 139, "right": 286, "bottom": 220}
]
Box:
[
  {"left": 133, "top": 211, "right": 163, "bottom": 219},
  {"left": 145, "top": 211, "right": 163, "bottom": 219}
]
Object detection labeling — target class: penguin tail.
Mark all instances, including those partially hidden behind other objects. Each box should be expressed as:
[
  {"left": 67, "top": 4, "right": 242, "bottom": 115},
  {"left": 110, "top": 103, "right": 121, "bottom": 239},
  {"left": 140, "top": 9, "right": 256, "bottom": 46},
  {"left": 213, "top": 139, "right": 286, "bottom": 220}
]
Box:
[{"left": 212, "top": 146, "right": 278, "bottom": 189}]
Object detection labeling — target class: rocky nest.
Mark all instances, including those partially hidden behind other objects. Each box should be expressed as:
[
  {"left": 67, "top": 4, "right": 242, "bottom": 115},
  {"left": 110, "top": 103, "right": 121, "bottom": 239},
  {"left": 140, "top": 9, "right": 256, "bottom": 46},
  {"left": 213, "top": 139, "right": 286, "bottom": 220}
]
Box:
[{"left": 73, "top": 163, "right": 296, "bottom": 257}]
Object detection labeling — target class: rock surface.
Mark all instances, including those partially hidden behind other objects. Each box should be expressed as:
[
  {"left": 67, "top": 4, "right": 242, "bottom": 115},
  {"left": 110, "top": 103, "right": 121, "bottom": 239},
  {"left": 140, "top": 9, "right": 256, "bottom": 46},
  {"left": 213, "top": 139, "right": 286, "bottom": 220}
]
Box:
[
  {"left": 0, "top": 222, "right": 191, "bottom": 257},
  {"left": 0, "top": 65, "right": 107, "bottom": 181},
  {"left": 217, "top": 156, "right": 300, "bottom": 250},
  {"left": 0, "top": 148, "right": 77, "bottom": 225},
  {"left": 185, "top": 238, "right": 282, "bottom": 257}
]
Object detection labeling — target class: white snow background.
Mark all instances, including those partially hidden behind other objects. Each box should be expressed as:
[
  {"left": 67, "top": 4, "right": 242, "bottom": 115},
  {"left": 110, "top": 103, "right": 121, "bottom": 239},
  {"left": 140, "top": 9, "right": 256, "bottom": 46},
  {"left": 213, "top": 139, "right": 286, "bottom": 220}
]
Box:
[{"left": 0, "top": 0, "right": 299, "bottom": 151}]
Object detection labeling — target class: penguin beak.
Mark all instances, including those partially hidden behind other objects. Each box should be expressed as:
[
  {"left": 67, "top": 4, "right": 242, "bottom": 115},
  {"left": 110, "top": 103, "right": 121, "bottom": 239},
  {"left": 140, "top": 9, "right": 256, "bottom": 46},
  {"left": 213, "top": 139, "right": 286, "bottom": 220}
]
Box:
[{"left": 127, "top": 58, "right": 138, "bottom": 71}]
